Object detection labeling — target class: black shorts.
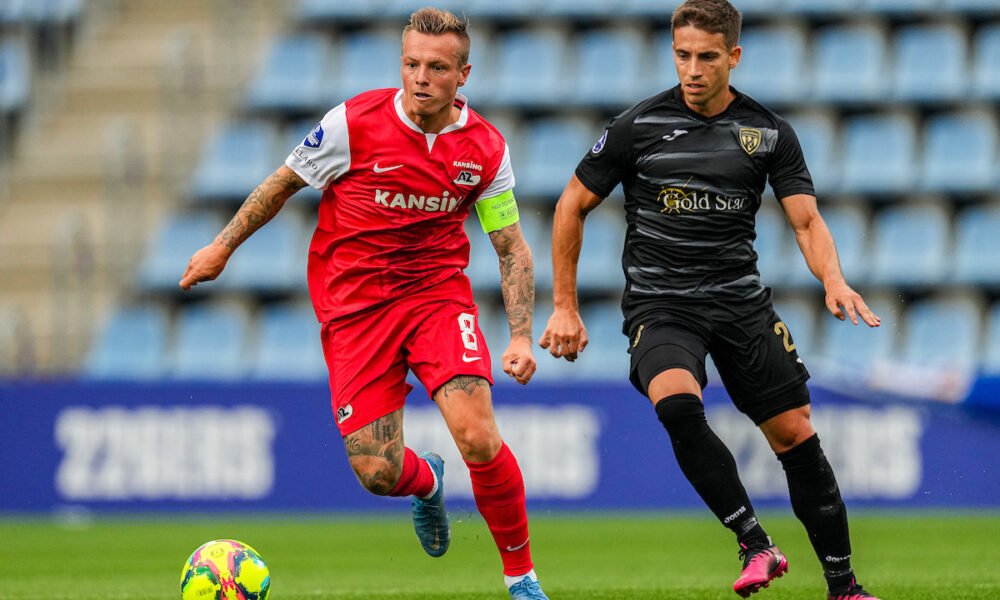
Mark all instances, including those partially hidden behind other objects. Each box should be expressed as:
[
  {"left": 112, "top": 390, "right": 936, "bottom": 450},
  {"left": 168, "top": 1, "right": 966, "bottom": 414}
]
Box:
[{"left": 627, "top": 290, "right": 810, "bottom": 424}]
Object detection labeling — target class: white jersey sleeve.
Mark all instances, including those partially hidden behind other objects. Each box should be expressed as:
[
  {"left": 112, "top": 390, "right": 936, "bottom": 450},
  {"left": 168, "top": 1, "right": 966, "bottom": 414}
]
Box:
[
  {"left": 477, "top": 144, "right": 515, "bottom": 201},
  {"left": 285, "top": 103, "right": 350, "bottom": 190}
]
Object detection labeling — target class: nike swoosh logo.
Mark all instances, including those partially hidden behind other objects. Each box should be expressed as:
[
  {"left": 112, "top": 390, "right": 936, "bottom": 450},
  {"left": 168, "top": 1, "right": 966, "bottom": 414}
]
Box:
[
  {"left": 505, "top": 538, "right": 529, "bottom": 552},
  {"left": 462, "top": 353, "right": 482, "bottom": 363},
  {"left": 373, "top": 163, "right": 403, "bottom": 173}
]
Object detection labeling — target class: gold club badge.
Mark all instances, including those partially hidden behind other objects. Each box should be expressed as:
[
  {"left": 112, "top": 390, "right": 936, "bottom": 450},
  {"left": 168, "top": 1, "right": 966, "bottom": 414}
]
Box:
[{"left": 739, "top": 128, "right": 762, "bottom": 155}]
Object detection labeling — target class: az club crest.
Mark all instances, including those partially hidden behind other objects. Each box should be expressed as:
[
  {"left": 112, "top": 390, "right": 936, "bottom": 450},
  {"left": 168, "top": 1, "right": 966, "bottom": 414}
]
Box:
[{"left": 739, "top": 128, "right": 762, "bottom": 155}]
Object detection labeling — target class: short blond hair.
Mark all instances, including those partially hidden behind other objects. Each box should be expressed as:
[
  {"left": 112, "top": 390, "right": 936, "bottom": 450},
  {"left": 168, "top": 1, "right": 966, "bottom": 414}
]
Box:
[{"left": 402, "top": 7, "right": 471, "bottom": 65}]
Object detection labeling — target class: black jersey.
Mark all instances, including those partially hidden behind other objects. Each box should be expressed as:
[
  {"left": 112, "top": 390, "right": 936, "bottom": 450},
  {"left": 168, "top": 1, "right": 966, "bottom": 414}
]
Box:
[{"left": 575, "top": 85, "right": 814, "bottom": 316}]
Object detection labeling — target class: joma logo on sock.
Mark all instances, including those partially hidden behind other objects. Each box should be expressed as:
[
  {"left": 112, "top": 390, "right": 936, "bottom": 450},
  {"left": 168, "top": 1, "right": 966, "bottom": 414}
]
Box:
[{"left": 723, "top": 505, "right": 747, "bottom": 524}]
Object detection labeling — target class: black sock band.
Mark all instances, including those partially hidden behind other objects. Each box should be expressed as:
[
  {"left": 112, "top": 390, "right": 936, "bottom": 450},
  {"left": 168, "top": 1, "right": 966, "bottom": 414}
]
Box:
[
  {"left": 777, "top": 433, "right": 853, "bottom": 579},
  {"left": 655, "top": 394, "right": 767, "bottom": 545}
]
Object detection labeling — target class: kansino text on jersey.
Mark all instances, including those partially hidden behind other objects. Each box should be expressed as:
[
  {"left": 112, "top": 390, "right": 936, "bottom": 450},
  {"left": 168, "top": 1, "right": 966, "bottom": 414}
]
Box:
[{"left": 375, "top": 189, "right": 464, "bottom": 212}]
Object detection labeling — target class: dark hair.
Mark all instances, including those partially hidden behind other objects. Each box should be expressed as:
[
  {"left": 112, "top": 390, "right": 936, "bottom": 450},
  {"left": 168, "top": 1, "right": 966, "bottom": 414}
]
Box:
[
  {"left": 402, "top": 7, "right": 471, "bottom": 65},
  {"left": 671, "top": 0, "right": 742, "bottom": 49}
]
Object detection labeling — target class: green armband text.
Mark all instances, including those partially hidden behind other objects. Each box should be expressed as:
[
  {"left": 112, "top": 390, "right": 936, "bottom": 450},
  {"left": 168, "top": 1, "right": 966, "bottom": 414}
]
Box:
[{"left": 475, "top": 190, "right": 519, "bottom": 233}]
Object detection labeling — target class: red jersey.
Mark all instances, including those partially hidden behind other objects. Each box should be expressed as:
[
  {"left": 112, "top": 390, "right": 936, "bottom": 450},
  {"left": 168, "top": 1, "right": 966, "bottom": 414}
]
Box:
[{"left": 285, "top": 88, "right": 515, "bottom": 322}]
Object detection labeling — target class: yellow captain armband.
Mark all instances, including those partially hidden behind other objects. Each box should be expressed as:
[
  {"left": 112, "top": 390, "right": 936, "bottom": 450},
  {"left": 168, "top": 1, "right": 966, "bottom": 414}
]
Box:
[{"left": 475, "top": 190, "right": 519, "bottom": 233}]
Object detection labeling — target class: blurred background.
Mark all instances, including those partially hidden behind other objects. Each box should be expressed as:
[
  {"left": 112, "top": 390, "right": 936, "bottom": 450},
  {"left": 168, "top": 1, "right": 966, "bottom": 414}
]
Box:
[{"left": 2, "top": 0, "right": 1000, "bottom": 514}]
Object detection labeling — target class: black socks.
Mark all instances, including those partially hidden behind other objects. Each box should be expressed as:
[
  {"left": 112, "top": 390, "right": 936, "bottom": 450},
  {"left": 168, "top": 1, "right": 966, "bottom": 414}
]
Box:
[
  {"left": 777, "top": 433, "right": 854, "bottom": 591},
  {"left": 655, "top": 393, "right": 769, "bottom": 547}
]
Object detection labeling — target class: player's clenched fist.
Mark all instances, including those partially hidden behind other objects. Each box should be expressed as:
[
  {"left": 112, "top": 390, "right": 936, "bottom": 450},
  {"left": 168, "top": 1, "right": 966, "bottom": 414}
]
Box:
[
  {"left": 539, "top": 308, "right": 588, "bottom": 362},
  {"left": 179, "top": 241, "right": 231, "bottom": 291},
  {"left": 502, "top": 337, "right": 537, "bottom": 385}
]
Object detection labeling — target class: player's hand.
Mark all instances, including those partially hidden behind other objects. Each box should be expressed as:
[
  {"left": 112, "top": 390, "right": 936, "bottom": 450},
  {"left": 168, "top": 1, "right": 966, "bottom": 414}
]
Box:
[
  {"left": 825, "top": 281, "right": 880, "bottom": 327},
  {"left": 539, "top": 308, "right": 588, "bottom": 362},
  {"left": 502, "top": 336, "right": 536, "bottom": 385},
  {"left": 179, "top": 241, "right": 231, "bottom": 291}
]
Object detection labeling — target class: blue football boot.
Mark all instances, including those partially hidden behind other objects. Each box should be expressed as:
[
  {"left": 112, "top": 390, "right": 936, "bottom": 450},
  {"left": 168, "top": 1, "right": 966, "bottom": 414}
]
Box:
[
  {"left": 508, "top": 577, "right": 550, "bottom": 599},
  {"left": 411, "top": 451, "right": 450, "bottom": 557}
]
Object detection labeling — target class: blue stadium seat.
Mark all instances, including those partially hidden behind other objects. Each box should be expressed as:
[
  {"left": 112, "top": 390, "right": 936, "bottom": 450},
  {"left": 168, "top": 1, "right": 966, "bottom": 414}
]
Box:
[
  {"left": 869, "top": 203, "right": 951, "bottom": 287},
  {"left": 575, "top": 300, "right": 630, "bottom": 380},
  {"left": 465, "top": 0, "right": 539, "bottom": 18},
  {"left": 515, "top": 117, "right": 594, "bottom": 198},
  {"left": 840, "top": 113, "right": 918, "bottom": 195},
  {"left": 921, "top": 110, "right": 999, "bottom": 194},
  {"left": 190, "top": 121, "right": 280, "bottom": 204},
  {"left": 730, "top": 25, "right": 808, "bottom": 104},
  {"left": 899, "top": 294, "right": 982, "bottom": 370},
  {"left": 946, "top": 0, "right": 1000, "bottom": 13},
  {"left": 864, "top": 0, "right": 939, "bottom": 12},
  {"left": 772, "top": 294, "right": 819, "bottom": 362},
  {"left": 973, "top": 23, "right": 1000, "bottom": 99},
  {"left": 252, "top": 301, "right": 327, "bottom": 381},
  {"left": 785, "top": 111, "right": 839, "bottom": 194},
  {"left": 244, "top": 34, "right": 332, "bottom": 117},
  {"left": 577, "top": 204, "right": 625, "bottom": 293},
  {"left": 489, "top": 28, "right": 569, "bottom": 108},
  {"left": 137, "top": 211, "right": 225, "bottom": 293},
  {"left": 755, "top": 202, "right": 791, "bottom": 288},
  {"left": 331, "top": 30, "right": 400, "bottom": 102},
  {"left": 82, "top": 304, "right": 170, "bottom": 380},
  {"left": 892, "top": 24, "right": 969, "bottom": 103},
  {"left": 220, "top": 210, "right": 307, "bottom": 294},
  {"left": 953, "top": 203, "right": 1000, "bottom": 285},
  {"left": 0, "top": 39, "right": 30, "bottom": 116},
  {"left": 778, "top": 202, "right": 871, "bottom": 289},
  {"left": 812, "top": 24, "right": 889, "bottom": 104},
  {"left": 983, "top": 303, "right": 1000, "bottom": 375},
  {"left": 814, "top": 293, "right": 901, "bottom": 377},
  {"left": 782, "top": 0, "right": 862, "bottom": 14},
  {"left": 169, "top": 301, "right": 253, "bottom": 380},
  {"left": 456, "top": 25, "right": 495, "bottom": 105},
  {"left": 465, "top": 220, "right": 501, "bottom": 292},
  {"left": 572, "top": 27, "right": 648, "bottom": 107},
  {"left": 519, "top": 209, "right": 553, "bottom": 291},
  {"left": 650, "top": 30, "right": 680, "bottom": 97},
  {"left": 296, "top": 0, "right": 388, "bottom": 22},
  {"left": 542, "top": 0, "right": 625, "bottom": 17}
]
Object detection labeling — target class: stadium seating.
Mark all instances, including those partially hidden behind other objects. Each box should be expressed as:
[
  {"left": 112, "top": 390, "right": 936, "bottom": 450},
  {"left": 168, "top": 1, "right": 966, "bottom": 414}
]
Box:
[
  {"left": 488, "top": 27, "right": 571, "bottom": 109},
  {"left": 577, "top": 204, "right": 626, "bottom": 293},
  {"left": 813, "top": 292, "right": 901, "bottom": 377},
  {"left": 983, "top": 302, "right": 1000, "bottom": 375},
  {"left": 219, "top": 209, "right": 308, "bottom": 294},
  {"left": 973, "top": 23, "right": 1000, "bottom": 99},
  {"left": 953, "top": 203, "right": 1000, "bottom": 285},
  {"left": 947, "top": 0, "right": 1000, "bottom": 13},
  {"left": 899, "top": 294, "right": 983, "bottom": 370},
  {"left": 729, "top": 24, "right": 808, "bottom": 105},
  {"left": 251, "top": 301, "right": 327, "bottom": 380},
  {"left": 576, "top": 299, "right": 631, "bottom": 380},
  {"left": 331, "top": 30, "right": 402, "bottom": 102},
  {"left": 0, "top": 38, "right": 29, "bottom": 117},
  {"left": 137, "top": 211, "right": 226, "bottom": 293},
  {"left": 777, "top": 201, "right": 872, "bottom": 289},
  {"left": 168, "top": 301, "right": 252, "bottom": 380},
  {"left": 785, "top": 111, "right": 840, "bottom": 194},
  {"left": 244, "top": 33, "right": 332, "bottom": 117},
  {"left": 921, "top": 110, "right": 999, "bottom": 194},
  {"left": 572, "top": 27, "right": 648, "bottom": 108},
  {"left": 892, "top": 23, "right": 969, "bottom": 103},
  {"left": 811, "top": 23, "right": 888, "bottom": 104},
  {"left": 754, "top": 203, "right": 790, "bottom": 287},
  {"left": 782, "top": 0, "right": 861, "bottom": 14},
  {"left": 868, "top": 203, "right": 952, "bottom": 287},
  {"left": 840, "top": 112, "right": 918, "bottom": 195},
  {"left": 190, "top": 121, "right": 281, "bottom": 204},
  {"left": 82, "top": 304, "right": 170, "bottom": 380},
  {"left": 514, "top": 116, "right": 595, "bottom": 199},
  {"left": 865, "top": 0, "right": 939, "bottom": 12}
]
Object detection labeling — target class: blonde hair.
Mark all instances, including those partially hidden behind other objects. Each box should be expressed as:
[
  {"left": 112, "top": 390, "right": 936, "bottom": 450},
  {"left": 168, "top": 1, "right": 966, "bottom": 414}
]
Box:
[{"left": 402, "top": 7, "right": 471, "bottom": 65}]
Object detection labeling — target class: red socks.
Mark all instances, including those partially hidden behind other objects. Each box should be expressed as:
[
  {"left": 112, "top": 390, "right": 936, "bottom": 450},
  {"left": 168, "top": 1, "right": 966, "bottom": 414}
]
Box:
[
  {"left": 465, "top": 443, "right": 533, "bottom": 576},
  {"left": 388, "top": 447, "right": 436, "bottom": 498}
]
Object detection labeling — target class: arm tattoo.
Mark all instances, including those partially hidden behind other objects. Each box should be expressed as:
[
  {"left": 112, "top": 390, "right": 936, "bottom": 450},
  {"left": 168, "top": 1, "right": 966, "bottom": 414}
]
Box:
[
  {"left": 438, "top": 375, "right": 489, "bottom": 400},
  {"left": 490, "top": 223, "right": 535, "bottom": 341},
  {"left": 218, "top": 170, "right": 307, "bottom": 250},
  {"left": 343, "top": 411, "right": 405, "bottom": 494}
]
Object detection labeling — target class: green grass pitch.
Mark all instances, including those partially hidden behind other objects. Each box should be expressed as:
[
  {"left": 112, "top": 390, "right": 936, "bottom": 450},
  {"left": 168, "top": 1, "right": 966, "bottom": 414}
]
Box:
[{"left": 2, "top": 511, "right": 998, "bottom": 599}]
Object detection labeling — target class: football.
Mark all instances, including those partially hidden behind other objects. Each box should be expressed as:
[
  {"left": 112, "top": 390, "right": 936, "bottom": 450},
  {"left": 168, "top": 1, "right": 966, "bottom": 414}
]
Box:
[{"left": 180, "top": 539, "right": 270, "bottom": 600}]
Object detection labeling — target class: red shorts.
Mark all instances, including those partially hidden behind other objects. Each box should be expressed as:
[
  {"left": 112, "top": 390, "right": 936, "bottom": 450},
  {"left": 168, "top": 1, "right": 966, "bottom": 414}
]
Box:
[{"left": 320, "top": 274, "right": 494, "bottom": 436}]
